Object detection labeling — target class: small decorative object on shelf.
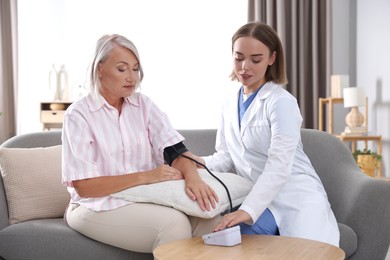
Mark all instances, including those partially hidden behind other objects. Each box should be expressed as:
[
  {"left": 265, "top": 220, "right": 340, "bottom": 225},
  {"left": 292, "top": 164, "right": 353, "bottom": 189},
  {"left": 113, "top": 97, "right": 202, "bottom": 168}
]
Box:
[
  {"left": 341, "top": 126, "right": 368, "bottom": 137},
  {"left": 48, "top": 64, "right": 70, "bottom": 101},
  {"left": 353, "top": 148, "right": 382, "bottom": 177},
  {"left": 330, "top": 74, "right": 349, "bottom": 98}
]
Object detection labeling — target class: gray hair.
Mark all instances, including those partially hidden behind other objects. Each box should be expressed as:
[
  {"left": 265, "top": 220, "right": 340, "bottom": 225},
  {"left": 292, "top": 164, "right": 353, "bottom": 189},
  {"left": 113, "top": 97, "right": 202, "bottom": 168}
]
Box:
[{"left": 89, "top": 34, "right": 144, "bottom": 97}]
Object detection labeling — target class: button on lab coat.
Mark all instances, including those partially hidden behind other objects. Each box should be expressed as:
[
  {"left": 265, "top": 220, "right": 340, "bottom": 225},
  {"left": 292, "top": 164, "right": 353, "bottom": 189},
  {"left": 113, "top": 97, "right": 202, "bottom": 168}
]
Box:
[{"left": 204, "top": 82, "right": 340, "bottom": 246}]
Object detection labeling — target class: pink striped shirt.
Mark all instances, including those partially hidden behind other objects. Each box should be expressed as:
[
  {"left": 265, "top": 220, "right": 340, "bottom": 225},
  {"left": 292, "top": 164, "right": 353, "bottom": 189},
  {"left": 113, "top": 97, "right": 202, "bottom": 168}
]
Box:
[{"left": 61, "top": 92, "right": 184, "bottom": 211}]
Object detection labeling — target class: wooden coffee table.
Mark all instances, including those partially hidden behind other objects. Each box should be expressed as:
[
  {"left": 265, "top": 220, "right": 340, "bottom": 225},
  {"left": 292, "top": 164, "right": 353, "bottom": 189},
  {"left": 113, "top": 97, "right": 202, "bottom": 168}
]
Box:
[{"left": 153, "top": 234, "right": 345, "bottom": 260}]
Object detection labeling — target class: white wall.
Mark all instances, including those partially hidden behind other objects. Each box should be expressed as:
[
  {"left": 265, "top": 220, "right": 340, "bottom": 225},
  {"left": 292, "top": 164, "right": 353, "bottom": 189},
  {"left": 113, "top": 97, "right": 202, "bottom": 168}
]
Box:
[
  {"left": 356, "top": 0, "right": 390, "bottom": 176},
  {"left": 17, "top": 0, "right": 247, "bottom": 133}
]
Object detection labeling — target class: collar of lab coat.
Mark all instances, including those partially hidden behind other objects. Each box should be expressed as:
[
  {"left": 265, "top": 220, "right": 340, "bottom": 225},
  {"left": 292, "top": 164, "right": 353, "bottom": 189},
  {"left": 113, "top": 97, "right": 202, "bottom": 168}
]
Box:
[{"left": 231, "top": 81, "right": 275, "bottom": 137}]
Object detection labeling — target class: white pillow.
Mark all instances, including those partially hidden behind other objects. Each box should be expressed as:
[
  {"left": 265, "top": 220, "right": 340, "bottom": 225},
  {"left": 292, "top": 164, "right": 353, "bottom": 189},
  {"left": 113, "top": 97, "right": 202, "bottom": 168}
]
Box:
[
  {"left": 111, "top": 169, "right": 254, "bottom": 218},
  {"left": 0, "top": 145, "right": 70, "bottom": 224}
]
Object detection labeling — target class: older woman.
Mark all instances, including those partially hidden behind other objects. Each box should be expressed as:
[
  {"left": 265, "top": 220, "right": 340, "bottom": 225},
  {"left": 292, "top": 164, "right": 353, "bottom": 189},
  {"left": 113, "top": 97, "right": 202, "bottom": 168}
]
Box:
[{"left": 62, "top": 34, "right": 220, "bottom": 253}]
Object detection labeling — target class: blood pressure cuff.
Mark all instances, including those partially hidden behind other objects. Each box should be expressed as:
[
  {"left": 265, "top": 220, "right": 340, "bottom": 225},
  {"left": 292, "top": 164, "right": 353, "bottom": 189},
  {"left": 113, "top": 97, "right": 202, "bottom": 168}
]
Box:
[{"left": 163, "top": 142, "right": 188, "bottom": 166}]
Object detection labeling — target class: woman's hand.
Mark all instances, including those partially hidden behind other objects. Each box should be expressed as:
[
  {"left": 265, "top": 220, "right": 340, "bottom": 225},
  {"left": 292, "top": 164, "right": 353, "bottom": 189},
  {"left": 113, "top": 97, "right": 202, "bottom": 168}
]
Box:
[
  {"left": 170, "top": 151, "right": 218, "bottom": 211},
  {"left": 213, "top": 210, "right": 251, "bottom": 232},
  {"left": 184, "top": 175, "right": 219, "bottom": 212},
  {"left": 147, "top": 164, "right": 184, "bottom": 183},
  {"left": 152, "top": 164, "right": 219, "bottom": 212}
]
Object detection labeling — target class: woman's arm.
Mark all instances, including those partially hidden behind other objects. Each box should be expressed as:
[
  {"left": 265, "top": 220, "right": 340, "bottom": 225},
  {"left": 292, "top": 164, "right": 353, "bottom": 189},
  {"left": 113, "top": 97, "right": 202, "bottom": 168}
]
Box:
[{"left": 72, "top": 164, "right": 184, "bottom": 198}]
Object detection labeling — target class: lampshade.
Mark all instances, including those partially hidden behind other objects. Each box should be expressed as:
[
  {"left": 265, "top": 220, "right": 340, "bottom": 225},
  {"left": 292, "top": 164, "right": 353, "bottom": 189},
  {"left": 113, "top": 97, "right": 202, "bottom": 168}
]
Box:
[{"left": 343, "top": 87, "right": 365, "bottom": 108}]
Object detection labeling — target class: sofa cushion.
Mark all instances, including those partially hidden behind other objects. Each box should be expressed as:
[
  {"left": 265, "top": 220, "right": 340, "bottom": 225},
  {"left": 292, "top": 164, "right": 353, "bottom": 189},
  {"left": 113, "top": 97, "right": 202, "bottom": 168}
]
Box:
[
  {"left": 112, "top": 169, "right": 254, "bottom": 218},
  {"left": 0, "top": 145, "right": 70, "bottom": 224}
]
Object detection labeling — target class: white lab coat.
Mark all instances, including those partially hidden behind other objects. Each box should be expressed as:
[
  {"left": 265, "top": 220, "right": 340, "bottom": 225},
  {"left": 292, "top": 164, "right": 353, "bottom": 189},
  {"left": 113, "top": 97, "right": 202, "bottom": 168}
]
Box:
[{"left": 204, "top": 82, "right": 340, "bottom": 247}]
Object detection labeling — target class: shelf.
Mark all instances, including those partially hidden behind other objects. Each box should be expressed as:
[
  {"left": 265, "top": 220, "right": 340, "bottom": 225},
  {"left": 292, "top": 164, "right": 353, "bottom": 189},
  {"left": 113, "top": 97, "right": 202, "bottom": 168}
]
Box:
[
  {"left": 319, "top": 97, "right": 382, "bottom": 177},
  {"left": 40, "top": 101, "right": 72, "bottom": 130}
]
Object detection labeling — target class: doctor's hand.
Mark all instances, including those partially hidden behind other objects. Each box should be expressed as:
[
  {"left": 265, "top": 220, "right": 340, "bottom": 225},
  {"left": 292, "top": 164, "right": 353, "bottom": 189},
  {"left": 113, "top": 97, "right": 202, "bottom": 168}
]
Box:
[
  {"left": 213, "top": 210, "right": 251, "bottom": 232},
  {"left": 185, "top": 176, "right": 219, "bottom": 212}
]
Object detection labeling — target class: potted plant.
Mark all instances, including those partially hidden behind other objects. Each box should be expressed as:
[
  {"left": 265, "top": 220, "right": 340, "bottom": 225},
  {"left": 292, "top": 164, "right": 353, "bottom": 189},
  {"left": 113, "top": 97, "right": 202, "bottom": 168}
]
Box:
[{"left": 353, "top": 148, "right": 382, "bottom": 177}]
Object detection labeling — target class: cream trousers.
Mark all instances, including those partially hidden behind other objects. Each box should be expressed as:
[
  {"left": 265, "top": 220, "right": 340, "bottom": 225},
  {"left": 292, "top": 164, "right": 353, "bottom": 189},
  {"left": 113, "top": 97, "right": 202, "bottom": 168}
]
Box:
[{"left": 66, "top": 202, "right": 222, "bottom": 253}]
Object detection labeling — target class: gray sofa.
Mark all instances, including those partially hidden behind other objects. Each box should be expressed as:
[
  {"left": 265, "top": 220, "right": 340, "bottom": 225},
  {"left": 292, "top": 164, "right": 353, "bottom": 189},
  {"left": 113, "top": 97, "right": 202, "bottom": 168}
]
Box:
[{"left": 1, "top": 129, "right": 390, "bottom": 259}]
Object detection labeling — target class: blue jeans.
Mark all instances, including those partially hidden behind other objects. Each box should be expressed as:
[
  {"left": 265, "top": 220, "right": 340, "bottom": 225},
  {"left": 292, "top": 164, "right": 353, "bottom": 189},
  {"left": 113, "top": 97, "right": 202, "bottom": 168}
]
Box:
[{"left": 239, "top": 208, "right": 279, "bottom": 235}]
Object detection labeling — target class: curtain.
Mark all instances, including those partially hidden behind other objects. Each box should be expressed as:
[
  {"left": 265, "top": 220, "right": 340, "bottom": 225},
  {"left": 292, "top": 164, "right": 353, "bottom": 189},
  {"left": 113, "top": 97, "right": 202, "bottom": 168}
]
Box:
[
  {"left": 248, "top": 0, "right": 331, "bottom": 129},
  {"left": 0, "top": 0, "right": 18, "bottom": 143}
]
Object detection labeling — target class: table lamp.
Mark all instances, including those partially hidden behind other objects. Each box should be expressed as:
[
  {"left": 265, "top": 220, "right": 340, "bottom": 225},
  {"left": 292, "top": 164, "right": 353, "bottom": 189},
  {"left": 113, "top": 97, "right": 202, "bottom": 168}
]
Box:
[{"left": 343, "top": 87, "right": 366, "bottom": 134}]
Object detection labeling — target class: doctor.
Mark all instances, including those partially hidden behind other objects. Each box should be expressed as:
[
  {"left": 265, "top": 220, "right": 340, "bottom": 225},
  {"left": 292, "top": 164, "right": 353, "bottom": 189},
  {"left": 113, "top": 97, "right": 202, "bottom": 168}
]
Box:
[{"left": 193, "top": 22, "right": 340, "bottom": 246}]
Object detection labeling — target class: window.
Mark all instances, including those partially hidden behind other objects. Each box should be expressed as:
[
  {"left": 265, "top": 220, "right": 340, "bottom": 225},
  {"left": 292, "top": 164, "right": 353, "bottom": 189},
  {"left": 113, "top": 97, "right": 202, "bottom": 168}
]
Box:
[{"left": 17, "top": 0, "right": 247, "bottom": 132}]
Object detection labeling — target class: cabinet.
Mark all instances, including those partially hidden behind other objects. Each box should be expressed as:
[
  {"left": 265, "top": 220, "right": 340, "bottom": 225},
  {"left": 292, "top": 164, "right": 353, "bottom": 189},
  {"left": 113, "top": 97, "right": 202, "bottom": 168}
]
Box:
[
  {"left": 318, "top": 97, "right": 383, "bottom": 177},
  {"left": 40, "top": 101, "right": 72, "bottom": 130}
]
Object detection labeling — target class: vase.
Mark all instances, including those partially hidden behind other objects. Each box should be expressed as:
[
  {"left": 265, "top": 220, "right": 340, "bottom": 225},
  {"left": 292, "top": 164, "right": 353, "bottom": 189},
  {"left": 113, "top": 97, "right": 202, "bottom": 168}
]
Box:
[
  {"left": 49, "top": 64, "right": 58, "bottom": 100},
  {"left": 57, "top": 65, "right": 69, "bottom": 101},
  {"left": 356, "top": 155, "right": 377, "bottom": 177}
]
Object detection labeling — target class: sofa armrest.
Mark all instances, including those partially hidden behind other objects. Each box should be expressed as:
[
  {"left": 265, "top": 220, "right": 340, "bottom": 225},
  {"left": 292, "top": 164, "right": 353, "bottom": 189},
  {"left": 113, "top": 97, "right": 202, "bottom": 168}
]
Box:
[
  {"left": 301, "top": 129, "right": 390, "bottom": 260},
  {"left": 0, "top": 177, "right": 8, "bottom": 230},
  {"left": 342, "top": 176, "right": 390, "bottom": 259}
]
